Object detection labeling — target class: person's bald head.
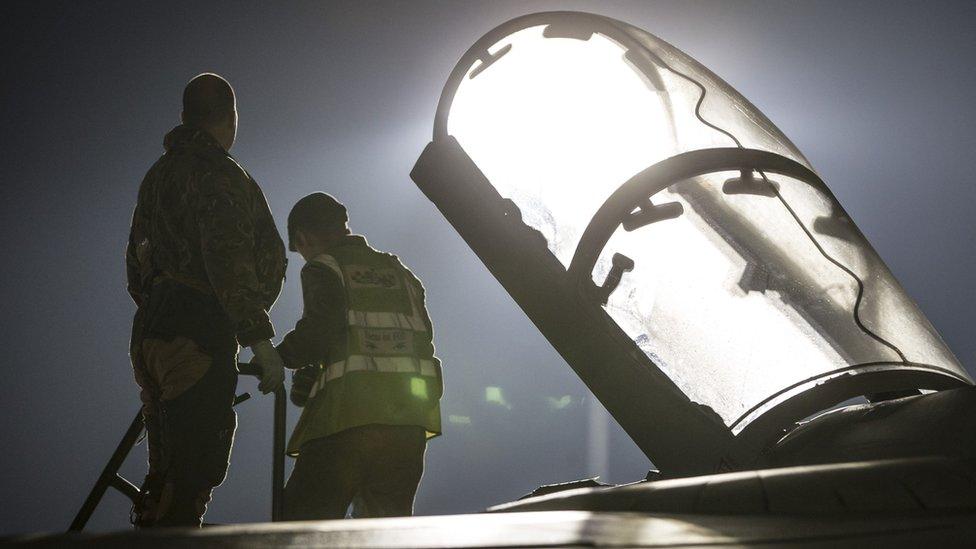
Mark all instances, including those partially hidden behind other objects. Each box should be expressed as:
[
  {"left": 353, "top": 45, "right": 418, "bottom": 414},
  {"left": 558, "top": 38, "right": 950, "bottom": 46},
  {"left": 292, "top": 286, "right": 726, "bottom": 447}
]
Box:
[{"left": 181, "top": 73, "right": 238, "bottom": 150}]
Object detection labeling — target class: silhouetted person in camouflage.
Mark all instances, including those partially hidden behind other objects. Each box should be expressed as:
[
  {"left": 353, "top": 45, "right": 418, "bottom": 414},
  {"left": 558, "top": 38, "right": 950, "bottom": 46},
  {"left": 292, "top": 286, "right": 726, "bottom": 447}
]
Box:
[{"left": 125, "top": 73, "right": 287, "bottom": 527}]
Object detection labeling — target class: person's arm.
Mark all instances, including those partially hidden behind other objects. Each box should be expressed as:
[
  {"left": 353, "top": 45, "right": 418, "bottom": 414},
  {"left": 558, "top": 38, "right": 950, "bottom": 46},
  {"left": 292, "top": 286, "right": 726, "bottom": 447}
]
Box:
[
  {"left": 413, "top": 277, "right": 434, "bottom": 335},
  {"left": 197, "top": 171, "right": 275, "bottom": 347},
  {"left": 125, "top": 188, "right": 151, "bottom": 307},
  {"left": 404, "top": 266, "right": 436, "bottom": 356},
  {"left": 125, "top": 214, "right": 145, "bottom": 306},
  {"left": 198, "top": 170, "right": 283, "bottom": 393},
  {"left": 277, "top": 261, "right": 345, "bottom": 369}
]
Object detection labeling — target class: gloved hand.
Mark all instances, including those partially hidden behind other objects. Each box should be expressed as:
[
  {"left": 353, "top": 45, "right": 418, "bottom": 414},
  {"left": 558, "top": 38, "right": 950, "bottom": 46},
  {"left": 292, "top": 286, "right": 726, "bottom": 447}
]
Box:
[{"left": 249, "top": 339, "right": 284, "bottom": 394}]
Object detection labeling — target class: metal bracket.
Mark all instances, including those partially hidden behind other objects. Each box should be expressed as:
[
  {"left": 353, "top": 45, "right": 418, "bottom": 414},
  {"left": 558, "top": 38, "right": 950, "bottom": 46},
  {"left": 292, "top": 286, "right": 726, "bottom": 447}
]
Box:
[
  {"left": 595, "top": 253, "right": 635, "bottom": 305},
  {"left": 622, "top": 199, "right": 683, "bottom": 231},
  {"left": 722, "top": 170, "right": 779, "bottom": 198},
  {"left": 469, "top": 44, "right": 512, "bottom": 79},
  {"left": 813, "top": 214, "right": 855, "bottom": 241}
]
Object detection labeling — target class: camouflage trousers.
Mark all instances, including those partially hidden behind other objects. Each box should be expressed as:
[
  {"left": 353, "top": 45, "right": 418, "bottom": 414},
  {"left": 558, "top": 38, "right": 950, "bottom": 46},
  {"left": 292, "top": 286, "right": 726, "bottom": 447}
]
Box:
[
  {"left": 284, "top": 425, "right": 427, "bottom": 520},
  {"left": 132, "top": 335, "right": 238, "bottom": 528}
]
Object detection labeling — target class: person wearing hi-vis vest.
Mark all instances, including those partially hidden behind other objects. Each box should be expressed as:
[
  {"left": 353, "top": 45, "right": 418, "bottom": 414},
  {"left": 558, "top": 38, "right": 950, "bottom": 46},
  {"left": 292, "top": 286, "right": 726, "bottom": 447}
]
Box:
[{"left": 275, "top": 192, "right": 443, "bottom": 520}]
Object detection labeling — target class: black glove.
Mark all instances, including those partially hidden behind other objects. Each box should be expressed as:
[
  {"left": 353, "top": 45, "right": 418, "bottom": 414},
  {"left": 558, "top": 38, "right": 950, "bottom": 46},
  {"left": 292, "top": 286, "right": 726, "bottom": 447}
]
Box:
[{"left": 290, "top": 365, "right": 320, "bottom": 407}]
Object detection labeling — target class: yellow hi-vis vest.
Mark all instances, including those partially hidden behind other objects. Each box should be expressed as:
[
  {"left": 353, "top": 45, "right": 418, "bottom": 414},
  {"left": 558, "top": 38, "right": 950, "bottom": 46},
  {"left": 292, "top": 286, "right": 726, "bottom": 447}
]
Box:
[{"left": 287, "top": 239, "right": 442, "bottom": 456}]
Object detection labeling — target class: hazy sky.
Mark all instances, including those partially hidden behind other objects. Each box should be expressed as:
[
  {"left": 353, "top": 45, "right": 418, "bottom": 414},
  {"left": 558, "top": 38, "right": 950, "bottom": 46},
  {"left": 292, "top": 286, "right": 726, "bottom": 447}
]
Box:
[{"left": 1, "top": 0, "right": 974, "bottom": 535}]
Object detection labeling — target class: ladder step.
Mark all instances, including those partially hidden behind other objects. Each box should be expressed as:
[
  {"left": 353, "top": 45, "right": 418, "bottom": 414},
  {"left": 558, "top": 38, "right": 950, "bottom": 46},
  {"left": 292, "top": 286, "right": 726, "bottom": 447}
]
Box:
[{"left": 110, "top": 474, "right": 141, "bottom": 504}]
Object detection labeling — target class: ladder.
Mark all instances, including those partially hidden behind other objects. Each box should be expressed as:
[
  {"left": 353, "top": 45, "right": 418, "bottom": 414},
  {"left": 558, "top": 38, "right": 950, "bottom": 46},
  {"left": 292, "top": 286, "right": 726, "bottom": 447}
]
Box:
[{"left": 68, "top": 363, "right": 286, "bottom": 530}]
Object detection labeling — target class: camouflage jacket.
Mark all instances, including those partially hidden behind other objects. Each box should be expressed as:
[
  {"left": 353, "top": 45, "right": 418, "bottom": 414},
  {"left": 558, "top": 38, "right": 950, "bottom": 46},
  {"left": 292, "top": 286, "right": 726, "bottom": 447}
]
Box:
[{"left": 126, "top": 125, "right": 287, "bottom": 347}]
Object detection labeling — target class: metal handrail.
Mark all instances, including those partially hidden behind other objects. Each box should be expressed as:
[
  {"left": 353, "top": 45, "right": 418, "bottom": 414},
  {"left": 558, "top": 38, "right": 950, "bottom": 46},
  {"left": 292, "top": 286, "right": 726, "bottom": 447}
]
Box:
[{"left": 237, "top": 362, "right": 286, "bottom": 522}]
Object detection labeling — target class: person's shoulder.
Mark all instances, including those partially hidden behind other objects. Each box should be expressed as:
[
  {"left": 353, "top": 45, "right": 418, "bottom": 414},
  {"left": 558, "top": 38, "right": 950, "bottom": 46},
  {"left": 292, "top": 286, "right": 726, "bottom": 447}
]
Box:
[
  {"left": 379, "top": 249, "right": 417, "bottom": 277},
  {"left": 302, "top": 255, "right": 343, "bottom": 280},
  {"left": 208, "top": 153, "right": 251, "bottom": 185},
  {"left": 355, "top": 237, "right": 406, "bottom": 267},
  {"left": 381, "top": 250, "right": 425, "bottom": 291},
  {"left": 190, "top": 153, "right": 253, "bottom": 197},
  {"left": 136, "top": 154, "right": 171, "bottom": 192}
]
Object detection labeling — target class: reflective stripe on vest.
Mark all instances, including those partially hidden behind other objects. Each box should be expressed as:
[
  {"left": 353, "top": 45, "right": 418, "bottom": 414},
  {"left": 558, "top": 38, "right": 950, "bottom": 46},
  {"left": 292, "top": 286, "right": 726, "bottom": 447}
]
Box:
[{"left": 305, "top": 249, "right": 437, "bottom": 401}]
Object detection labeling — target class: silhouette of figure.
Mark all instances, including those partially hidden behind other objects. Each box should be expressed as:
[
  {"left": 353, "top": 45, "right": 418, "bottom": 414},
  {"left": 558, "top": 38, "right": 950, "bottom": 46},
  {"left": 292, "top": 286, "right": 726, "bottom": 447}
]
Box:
[
  {"left": 278, "top": 192, "right": 442, "bottom": 520},
  {"left": 125, "top": 73, "right": 286, "bottom": 527}
]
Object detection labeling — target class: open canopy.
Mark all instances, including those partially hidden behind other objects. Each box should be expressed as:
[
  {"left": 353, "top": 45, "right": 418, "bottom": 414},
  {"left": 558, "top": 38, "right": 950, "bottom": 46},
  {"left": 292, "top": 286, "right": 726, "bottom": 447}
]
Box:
[{"left": 417, "top": 11, "right": 971, "bottom": 470}]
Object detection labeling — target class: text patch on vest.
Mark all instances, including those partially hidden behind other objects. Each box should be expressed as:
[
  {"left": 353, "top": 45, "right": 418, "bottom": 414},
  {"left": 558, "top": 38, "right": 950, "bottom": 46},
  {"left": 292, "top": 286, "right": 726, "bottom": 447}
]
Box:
[
  {"left": 357, "top": 327, "right": 415, "bottom": 355},
  {"left": 346, "top": 265, "right": 401, "bottom": 290}
]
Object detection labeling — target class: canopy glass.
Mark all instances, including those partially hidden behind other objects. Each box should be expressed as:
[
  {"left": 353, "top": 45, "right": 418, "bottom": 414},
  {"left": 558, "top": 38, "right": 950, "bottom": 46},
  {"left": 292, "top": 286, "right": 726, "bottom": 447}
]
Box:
[{"left": 446, "top": 21, "right": 969, "bottom": 431}]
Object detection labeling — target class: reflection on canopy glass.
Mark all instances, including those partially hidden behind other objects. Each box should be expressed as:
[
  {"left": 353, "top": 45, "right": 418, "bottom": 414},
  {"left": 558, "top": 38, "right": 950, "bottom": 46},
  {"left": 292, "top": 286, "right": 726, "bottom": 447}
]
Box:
[{"left": 447, "top": 23, "right": 970, "bottom": 431}]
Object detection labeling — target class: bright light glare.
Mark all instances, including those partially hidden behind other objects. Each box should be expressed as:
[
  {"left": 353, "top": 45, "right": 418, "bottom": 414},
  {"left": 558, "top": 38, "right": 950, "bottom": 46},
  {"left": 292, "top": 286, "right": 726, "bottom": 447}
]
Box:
[
  {"left": 546, "top": 395, "right": 573, "bottom": 410},
  {"left": 449, "top": 27, "right": 676, "bottom": 266},
  {"left": 485, "top": 386, "right": 511, "bottom": 409}
]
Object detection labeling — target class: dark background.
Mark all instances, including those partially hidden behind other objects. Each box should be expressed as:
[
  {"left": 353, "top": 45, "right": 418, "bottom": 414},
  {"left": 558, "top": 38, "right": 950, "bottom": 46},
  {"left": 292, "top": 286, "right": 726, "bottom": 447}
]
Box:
[{"left": 1, "top": 0, "right": 973, "bottom": 535}]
